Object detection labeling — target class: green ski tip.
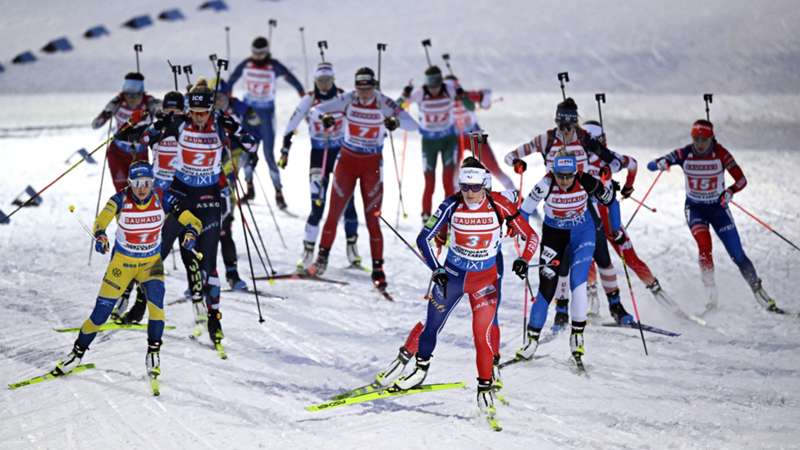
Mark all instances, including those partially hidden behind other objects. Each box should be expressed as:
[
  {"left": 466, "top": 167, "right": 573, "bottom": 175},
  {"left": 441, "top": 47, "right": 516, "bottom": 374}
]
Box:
[
  {"left": 306, "top": 381, "right": 465, "bottom": 412},
  {"left": 54, "top": 324, "right": 177, "bottom": 333},
  {"left": 8, "top": 363, "right": 96, "bottom": 390}
]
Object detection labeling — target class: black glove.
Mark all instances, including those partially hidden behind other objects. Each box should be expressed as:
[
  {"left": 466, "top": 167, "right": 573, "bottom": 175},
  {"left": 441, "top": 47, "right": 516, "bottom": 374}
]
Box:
[
  {"left": 321, "top": 114, "right": 335, "bottom": 129},
  {"left": 384, "top": 116, "right": 400, "bottom": 131},
  {"left": 611, "top": 179, "right": 621, "bottom": 192},
  {"left": 220, "top": 115, "right": 238, "bottom": 134},
  {"left": 282, "top": 133, "right": 293, "bottom": 151},
  {"left": 432, "top": 267, "right": 448, "bottom": 288},
  {"left": 513, "top": 159, "right": 527, "bottom": 174},
  {"left": 402, "top": 85, "right": 413, "bottom": 97},
  {"left": 512, "top": 258, "right": 529, "bottom": 279},
  {"left": 621, "top": 185, "right": 634, "bottom": 199}
]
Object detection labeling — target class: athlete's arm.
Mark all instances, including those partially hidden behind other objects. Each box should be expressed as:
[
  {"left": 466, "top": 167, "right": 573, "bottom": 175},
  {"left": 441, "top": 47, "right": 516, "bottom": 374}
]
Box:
[{"left": 416, "top": 198, "right": 457, "bottom": 271}]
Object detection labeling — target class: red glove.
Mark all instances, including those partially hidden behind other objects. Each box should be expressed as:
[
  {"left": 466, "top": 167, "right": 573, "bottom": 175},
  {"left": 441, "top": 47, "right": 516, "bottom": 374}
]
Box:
[
  {"left": 513, "top": 159, "right": 527, "bottom": 174},
  {"left": 130, "top": 109, "right": 146, "bottom": 124}
]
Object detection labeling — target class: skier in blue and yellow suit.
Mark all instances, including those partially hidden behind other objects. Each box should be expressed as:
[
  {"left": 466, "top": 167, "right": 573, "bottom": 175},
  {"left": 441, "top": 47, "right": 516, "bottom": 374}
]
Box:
[{"left": 54, "top": 161, "right": 201, "bottom": 382}]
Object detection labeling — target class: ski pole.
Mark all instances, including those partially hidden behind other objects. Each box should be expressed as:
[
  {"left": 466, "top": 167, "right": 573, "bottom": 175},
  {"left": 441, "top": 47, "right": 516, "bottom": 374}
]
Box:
[
  {"left": 299, "top": 27, "right": 309, "bottom": 90},
  {"left": 421, "top": 39, "right": 432, "bottom": 66},
  {"left": 317, "top": 40, "right": 328, "bottom": 62},
  {"left": 731, "top": 201, "right": 800, "bottom": 252},
  {"left": 316, "top": 131, "right": 330, "bottom": 207},
  {"left": 387, "top": 131, "right": 408, "bottom": 220},
  {"left": 208, "top": 53, "right": 218, "bottom": 74},
  {"left": 235, "top": 170, "right": 276, "bottom": 274},
  {"left": 68, "top": 205, "right": 99, "bottom": 240},
  {"left": 376, "top": 43, "right": 386, "bottom": 90},
  {"left": 704, "top": 93, "right": 713, "bottom": 121},
  {"left": 626, "top": 196, "right": 657, "bottom": 213},
  {"left": 253, "top": 170, "right": 288, "bottom": 249},
  {"left": 183, "top": 65, "right": 193, "bottom": 91},
  {"left": 441, "top": 53, "right": 454, "bottom": 76},
  {"left": 625, "top": 171, "right": 663, "bottom": 229},
  {"left": 6, "top": 122, "right": 128, "bottom": 223},
  {"left": 377, "top": 213, "right": 425, "bottom": 263},
  {"left": 268, "top": 19, "right": 277, "bottom": 43},
  {"left": 228, "top": 158, "right": 265, "bottom": 322},
  {"left": 395, "top": 123, "right": 409, "bottom": 228},
  {"left": 88, "top": 121, "right": 112, "bottom": 265},
  {"left": 225, "top": 26, "right": 230, "bottom": 61},
  {"left": 621, "top": 253, "right": 648, "bottom": 355},
  {"left": 167, "top": 60, "right": 181, "bottom": 91},
  {"left": 557, "top": 72, "right": 569, "bottom": 101},
  {"left": 134, "top": 44, "right": 142, "bottom": 73}
]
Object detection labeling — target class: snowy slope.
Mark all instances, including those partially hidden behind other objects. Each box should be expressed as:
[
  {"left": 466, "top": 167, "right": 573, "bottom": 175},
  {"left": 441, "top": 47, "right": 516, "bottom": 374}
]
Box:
[{"left": 2, "top": 1, "right": 800, "bottom": 449}]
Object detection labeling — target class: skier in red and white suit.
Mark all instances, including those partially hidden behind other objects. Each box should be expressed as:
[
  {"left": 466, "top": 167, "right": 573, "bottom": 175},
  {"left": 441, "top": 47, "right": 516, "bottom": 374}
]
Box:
[
  {"left": 91, "top": 72, "right": 160, "bottom": 192},
  {"left": 308, "top": 67, "right": 418, "bottom": 289},
  {"left": 391, "top": 157, "right": 538, "bottom": 411}
]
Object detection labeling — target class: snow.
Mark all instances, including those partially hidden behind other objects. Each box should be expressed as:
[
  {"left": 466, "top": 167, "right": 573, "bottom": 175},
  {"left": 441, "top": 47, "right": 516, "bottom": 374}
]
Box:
[{"left": 2, "top": 1, "right": 800, "bottom": 449}]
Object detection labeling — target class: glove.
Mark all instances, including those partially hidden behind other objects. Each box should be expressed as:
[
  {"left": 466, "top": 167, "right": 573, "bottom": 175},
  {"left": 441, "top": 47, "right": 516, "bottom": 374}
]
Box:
[
  {"left": 432, "top": 267, "right": 448, "bottom": 288},
  {"left": 384, "top": 116, "right": 400, "bottom": 132},
  {"left": 647, "top": 158, "right": 669, "bottom": 171},
  {"left": 245, "top": 107, "right": 261, "bottom": 126},
  {"left": 513, "top": 159, "right": 527, "bottom": 174},
  {"left": 240, "top": 134, "right": 257, "bottom": 151},
  {"left": 719, "top": 189, "right": 733, "bottom": 207},
  {"left": 221, "top": 115, "right": 238, "bottom": 133},
  {"left": 94, "top": 232, "right": 109, "bottom": 254},
  {"left": 612, "top": 230, "right": 626, "bottom": 246},
  {"left": 282, "top": 133, "right": 293, "bottom": 152},
  {"left": 277, "top": 148, "right": 289, "bottom": 169},
  {"left": 621, "top": 184, "right": 634, "bottom": 199},
  {"left": 512, "top": 258, "right": 529, "bottom": 280},
  {"left": 181, "top": 229, "right": 197, "bottom": 252},
  {"left": 321, "top": 114, "right": 335, "bottom": 129},
  {"left": 402, "top": 84, "right": 413, "bottom": 97},
  {"left": 611, "top": 179, "right": 621, "bottom": 193},
  {"left": 597, "top": 186, "right": 614, "bottom": 205}
]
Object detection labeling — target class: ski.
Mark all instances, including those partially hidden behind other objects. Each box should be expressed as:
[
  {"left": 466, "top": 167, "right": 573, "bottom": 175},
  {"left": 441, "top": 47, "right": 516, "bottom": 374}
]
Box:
[
  {"left": 54, "top": 324, "right": 176, "bottom": 333},
  {"left": 347, "top": 262, "right": 371, "bottom": 273},
  {"left": 375, "top": 286, "right": 395, "bottom": 302},
  {"left": 329, "top": 381, "right": 383, "bottom": 401},
  {"left": 215, "top": 342, "right": 228, "bottom": 360},
  {"left": 150, "top": 377, "right": 160, "bottom": 396},
  {"left": 254, "top": 273, "right": 349, "bottom": 286},
  {"left": 222, "top": 288, "right": 287, "bottom": 300},
  {"left": 601, "top": 322, "right": 681, "bottom": 337},
  {"left": 652, "top": 290, "right": 707, "bottom": 325},
  {"left": 497, "top": 354, "right": 546, "bottom": 369},
  {"left": 570, "top": 355, "right": 589, "bottom": 377},
  {"left": 306, "top": 381, "right": 465, "bottom": 412},
  {"left": 8, "top": 363, "right": 95, "bottom": 390},
  {"left": 481, "top": 405, "right": 503, "bottom": 432}
]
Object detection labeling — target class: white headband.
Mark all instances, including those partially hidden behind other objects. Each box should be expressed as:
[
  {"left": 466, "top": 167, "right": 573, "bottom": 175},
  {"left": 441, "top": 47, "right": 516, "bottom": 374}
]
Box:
[{"left": 459, "top": 167, "right": 488, "bottom": 186}]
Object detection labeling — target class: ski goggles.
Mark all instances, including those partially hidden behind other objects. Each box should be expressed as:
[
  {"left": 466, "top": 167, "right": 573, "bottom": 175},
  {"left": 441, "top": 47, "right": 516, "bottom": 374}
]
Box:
[
  {"left": 460, "top": 183, "right": 484, "bottom": 193},
  {"left": 129, "top": 177, "right": 154, "bottom": 189},
  {"left": 554, "top": 172, "right": 576, "bottom": 181}
]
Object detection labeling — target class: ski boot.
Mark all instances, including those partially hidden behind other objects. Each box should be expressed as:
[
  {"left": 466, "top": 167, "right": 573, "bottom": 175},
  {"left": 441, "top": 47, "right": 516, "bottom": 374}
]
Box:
[
  {"left": 244, "top": 180, "right": 255, "bottom": 201},
  {"left": 371, "top": 259, "right": 387, "bottom": 291},
  {"left": 421, "top": 212, "right": 431, "bottom": 226},
  {"left": 297, "top": 240, "right": 315, "bottom": 272},
  {"left": 476, "top": 378, "right": 496, "bottom": 412},
  {"left": 515, "top": 329, "right": 541, "bottom": 360},
  {"left": 146, "top": 340, "right": 161, "bottom": 395},
  {"left": 646, "top": 278, "right": 663, "bottom": 295},
  {"left": 393, "top": 356, "right": 430, "bottom": 390},
  {"left": 110, "top": 283, "right": 133, "bottom": 321},
  {"left": 491, "top": 354, "right": 503, "bottom": 392},
  {"left": 552, "top": 297, "right": 569, "bottom": 332},
  {"left": 119, "top": 285, "right": 147, "bottom": 324},
  {"left": 191, "top": 295, "right": 207, "bottom": 337},
  {"left": 376, "top": 347, "right": 412, "bottom": 387},
  {"left": 275, "top": 189, "right": 287, "bottom": 210},
  {"left": 226, "top": 269, "right": 248, "bottom": 291},
  {"left": 308, "top": 247, "right": 329, "bottom": 276},
  {"left": 570, "top": 327, "right": 586, "bottom": 369},
  {"left": 55, "top": 342, "right": 87, "bottom": 375},
  {"left": 704, "top": 284, "right": 719, "bottom": 313},
  {"left": 346, "top": 235, "right": 362, "bottom": 268},
  {"left": 208, "top": 310, "right": 224, "bottom": 345},
  {"left": 608, "top": 289, "right": 635, "bottom": 325},
  {"left": 752, "top": 279, "right": 782, "bottom": 312}
]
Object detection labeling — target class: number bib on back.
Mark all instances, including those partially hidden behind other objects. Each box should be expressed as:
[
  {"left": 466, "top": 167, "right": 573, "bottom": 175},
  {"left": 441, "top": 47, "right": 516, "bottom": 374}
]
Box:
[
  {"left": 243, "top": 62, "right": 276, "bottom": 106},
  {"left": 309, "top": 97, "right": 345, "bottom": 149},
  {"left": 543, "top": 182, "right": 590, "bottom": 229},
  {"left": 152, "top": 136, "right": 178, "bottom": 182},
  {"left": 418, "top": 95, "right": 455, "bottom": 139}
]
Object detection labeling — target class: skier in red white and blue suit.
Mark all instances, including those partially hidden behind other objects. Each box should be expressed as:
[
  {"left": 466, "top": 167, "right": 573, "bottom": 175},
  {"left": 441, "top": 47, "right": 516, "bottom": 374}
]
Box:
[
  {"left": 391, "top": 157, "right": 539, "bottom": 412},
  {"left": 228, "top": 36, "right": 305, "bottom": 208},
  {"left": 647, "top": 119, "right": 780, "bottom": 312}
]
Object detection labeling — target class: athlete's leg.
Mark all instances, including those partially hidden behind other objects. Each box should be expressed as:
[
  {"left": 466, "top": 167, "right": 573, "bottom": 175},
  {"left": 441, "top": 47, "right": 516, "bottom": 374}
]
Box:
[
  {"left": 318, "top": 151, "right": 359, "bottom": 252},
  {"left": 421, "top": 137, "right": 439, "bottom": 217},
  {"left": 358, "top": 154, "right": 384, "bottom": 262},
  {"left": 417, "top": 269, "right": 466, "bottom": 360},
  {"left": 710, "top": 206, "right": 759, "bottom": 287},
  {"left": 76, "top": 253, "right": 137, "bottom": 348},
  {"left": 257, "top": 107, "right": 280, "bottom": 189}
]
